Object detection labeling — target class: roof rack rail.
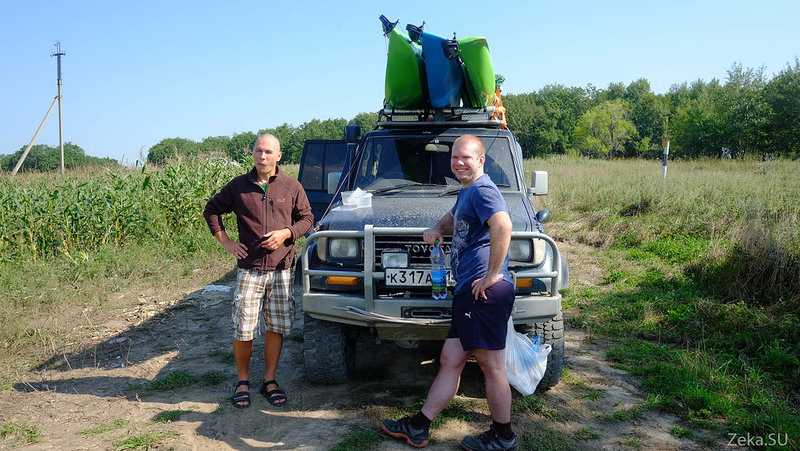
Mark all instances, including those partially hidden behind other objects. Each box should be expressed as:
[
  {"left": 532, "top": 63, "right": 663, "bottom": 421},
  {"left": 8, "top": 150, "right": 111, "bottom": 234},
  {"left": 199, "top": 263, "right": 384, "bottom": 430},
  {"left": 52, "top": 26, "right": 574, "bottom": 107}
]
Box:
[{"left": 377, "top": 107, "right": 504, "bottom": 129}]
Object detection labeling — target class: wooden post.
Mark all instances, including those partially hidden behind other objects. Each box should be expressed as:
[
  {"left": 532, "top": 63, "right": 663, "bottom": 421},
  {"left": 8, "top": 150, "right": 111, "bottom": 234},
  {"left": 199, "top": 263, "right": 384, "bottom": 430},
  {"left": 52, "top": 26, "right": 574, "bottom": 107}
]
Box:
[{"left": 11, "top": 96, "right": 59, "bottom": 175}]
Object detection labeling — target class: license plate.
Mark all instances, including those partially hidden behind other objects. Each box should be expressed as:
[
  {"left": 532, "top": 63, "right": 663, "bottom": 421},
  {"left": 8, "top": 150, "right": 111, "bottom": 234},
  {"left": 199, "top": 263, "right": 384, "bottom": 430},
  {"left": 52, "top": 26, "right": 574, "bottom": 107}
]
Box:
[{"left": 384, "top": 268, "right": 452, "bottom": 287}]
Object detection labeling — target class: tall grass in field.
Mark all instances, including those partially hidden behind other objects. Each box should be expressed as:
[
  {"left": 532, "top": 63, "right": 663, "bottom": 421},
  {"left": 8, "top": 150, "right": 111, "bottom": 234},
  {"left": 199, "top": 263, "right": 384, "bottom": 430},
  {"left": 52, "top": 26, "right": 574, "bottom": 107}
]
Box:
[
  {"left": 0, "top": 159, "right": 298, "bottom": 380},
  {"left": 527, "top": 156, "right": 800, "bottom": 307},
  {"left": 526, "top": 156, "right": 799, "bottom": 444}
]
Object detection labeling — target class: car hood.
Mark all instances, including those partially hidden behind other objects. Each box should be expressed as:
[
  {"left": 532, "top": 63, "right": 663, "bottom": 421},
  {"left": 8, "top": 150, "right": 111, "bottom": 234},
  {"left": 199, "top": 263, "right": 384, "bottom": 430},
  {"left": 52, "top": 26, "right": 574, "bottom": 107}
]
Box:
[{"left": 317, "top": 193, "right": 536, "bottom": 231}]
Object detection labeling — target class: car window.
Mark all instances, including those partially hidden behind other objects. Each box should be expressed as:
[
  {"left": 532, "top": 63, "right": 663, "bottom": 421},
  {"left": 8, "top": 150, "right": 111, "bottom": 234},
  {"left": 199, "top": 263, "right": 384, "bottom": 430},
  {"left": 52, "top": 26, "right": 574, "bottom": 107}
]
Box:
[
  {"left": 300, "top": 143, "right": 324, "bottom": 190},
  {"left": 353, "top": 134, "right": 517, "bottom": 190},
  {"left": 300, "top": 141, "right": 347, "bottom": 191}
]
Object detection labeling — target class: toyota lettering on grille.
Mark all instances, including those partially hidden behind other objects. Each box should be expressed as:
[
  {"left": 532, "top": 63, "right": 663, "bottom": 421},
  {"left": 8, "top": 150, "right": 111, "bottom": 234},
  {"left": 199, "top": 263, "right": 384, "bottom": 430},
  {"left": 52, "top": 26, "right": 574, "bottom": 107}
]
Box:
[{"left": 403, "top": 243, "right": 451, "bottom": 255}]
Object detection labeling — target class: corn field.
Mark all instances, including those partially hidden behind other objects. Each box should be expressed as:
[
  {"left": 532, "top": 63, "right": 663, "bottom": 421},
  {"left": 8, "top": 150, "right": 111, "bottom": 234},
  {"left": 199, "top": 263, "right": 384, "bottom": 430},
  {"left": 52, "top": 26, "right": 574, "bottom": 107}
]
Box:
[{"left": 0, "top": 159, "right": 244, "bottom": 262}]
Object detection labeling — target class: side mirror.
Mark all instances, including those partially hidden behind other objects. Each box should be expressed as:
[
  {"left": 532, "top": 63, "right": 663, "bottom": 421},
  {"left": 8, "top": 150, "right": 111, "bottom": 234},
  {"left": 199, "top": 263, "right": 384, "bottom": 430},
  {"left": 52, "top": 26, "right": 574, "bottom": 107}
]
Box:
[
  {"left": 536, "top": 209, "right": 550, "bottom": 223},
  {"left": 344, "top": 125, "right": 361, "bottom": 144},
  {"left": 528, "top": 170, "right": 548, "bottom": 196},
  {"left": 327, "top": 172, "right": 341, "bottom": 195}
]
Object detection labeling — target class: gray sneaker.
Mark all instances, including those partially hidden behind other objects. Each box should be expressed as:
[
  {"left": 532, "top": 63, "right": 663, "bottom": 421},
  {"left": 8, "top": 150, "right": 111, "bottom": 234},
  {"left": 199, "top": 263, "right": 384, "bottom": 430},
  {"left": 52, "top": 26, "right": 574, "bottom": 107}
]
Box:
[
  {"left": 461, "top": 427, "right": 518, "bottom": 451},
  {"left": 381, "top": 416, "right": 430, "bottom": 448}
]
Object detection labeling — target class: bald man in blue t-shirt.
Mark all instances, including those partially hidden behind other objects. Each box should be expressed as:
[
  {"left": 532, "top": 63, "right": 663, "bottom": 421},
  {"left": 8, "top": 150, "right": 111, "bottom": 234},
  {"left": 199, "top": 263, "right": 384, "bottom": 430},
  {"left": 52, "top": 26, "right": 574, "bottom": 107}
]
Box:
[{"left": 381, "top": 135, "right": 518, "bottom": 451}]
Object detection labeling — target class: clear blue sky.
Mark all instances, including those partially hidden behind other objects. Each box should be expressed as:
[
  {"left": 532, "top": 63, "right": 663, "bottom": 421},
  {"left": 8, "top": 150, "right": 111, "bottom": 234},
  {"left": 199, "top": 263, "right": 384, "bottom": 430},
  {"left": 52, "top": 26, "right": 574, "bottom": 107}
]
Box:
[{"left": 1, "top": 1, "right": 797, "bottom": 164}]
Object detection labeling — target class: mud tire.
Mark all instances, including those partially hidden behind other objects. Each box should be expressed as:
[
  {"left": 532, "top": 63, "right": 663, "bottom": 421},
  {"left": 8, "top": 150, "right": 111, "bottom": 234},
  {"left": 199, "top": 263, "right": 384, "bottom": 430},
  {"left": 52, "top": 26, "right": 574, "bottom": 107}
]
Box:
[{"left": 302, "top": 313, "right": 356, "bottom": 384}]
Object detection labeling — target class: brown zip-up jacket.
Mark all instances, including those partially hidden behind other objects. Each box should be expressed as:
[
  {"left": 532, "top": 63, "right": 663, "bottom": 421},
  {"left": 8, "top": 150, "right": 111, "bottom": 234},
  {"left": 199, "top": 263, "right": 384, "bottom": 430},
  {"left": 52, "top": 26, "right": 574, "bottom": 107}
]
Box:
[{"left": 203, "top": 166, "right": 313, "bottom": 271}]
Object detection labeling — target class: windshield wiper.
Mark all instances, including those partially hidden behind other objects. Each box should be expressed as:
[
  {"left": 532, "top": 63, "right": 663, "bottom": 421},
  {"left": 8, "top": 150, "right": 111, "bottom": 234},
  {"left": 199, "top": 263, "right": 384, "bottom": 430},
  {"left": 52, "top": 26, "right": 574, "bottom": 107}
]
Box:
[
  {"left": 370, "top": 183, "right": 419, "bottom": 195},
  {"left": 439, "top": 186, "right": 462, "bottom": 196}
]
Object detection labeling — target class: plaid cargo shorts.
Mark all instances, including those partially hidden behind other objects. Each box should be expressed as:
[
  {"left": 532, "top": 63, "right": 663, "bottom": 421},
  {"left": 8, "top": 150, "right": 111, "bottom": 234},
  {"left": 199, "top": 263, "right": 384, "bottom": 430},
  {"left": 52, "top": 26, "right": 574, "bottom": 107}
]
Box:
[{"left": 231, "top": 268, "right": 293, "bottom": 340}]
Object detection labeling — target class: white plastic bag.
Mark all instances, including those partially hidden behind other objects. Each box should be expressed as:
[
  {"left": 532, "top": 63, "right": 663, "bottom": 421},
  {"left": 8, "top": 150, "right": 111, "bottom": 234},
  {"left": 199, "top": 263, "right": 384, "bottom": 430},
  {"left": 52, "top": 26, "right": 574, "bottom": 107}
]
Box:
[{"left": 504, "top": 316, "right": 551, "bottom": 396}]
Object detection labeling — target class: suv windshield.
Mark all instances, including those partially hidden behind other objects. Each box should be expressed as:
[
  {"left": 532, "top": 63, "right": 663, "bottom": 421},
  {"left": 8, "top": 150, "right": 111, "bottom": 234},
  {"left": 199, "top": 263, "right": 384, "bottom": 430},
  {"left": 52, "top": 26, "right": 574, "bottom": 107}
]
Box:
[{"left": 353, "top": 133, "right": 517, "bottom": 192}]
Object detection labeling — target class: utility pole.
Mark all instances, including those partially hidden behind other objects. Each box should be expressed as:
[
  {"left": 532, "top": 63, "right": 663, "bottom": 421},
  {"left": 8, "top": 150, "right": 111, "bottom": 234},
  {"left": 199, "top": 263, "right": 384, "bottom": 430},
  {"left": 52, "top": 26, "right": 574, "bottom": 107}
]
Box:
[
  {"left": 52, "top": 41, "right": 66, "bottom": 174},
  {"left": 11, "top": 42, "right": 66, "bottom": 175}
]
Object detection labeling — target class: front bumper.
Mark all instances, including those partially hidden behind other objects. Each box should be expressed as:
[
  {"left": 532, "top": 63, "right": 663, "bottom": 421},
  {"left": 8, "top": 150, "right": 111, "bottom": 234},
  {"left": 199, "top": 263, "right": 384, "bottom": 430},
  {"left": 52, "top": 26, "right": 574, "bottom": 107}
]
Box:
[{"left": 300, "top": 226, "right": 564, "bottom": 338}]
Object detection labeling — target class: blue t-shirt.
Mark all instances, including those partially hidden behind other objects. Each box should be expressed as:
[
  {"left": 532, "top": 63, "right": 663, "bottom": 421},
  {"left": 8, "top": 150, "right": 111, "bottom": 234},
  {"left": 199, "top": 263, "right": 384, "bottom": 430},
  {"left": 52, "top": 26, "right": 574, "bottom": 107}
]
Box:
[{"left": 450, "top": 174, "right": 512, "bottom": 294}]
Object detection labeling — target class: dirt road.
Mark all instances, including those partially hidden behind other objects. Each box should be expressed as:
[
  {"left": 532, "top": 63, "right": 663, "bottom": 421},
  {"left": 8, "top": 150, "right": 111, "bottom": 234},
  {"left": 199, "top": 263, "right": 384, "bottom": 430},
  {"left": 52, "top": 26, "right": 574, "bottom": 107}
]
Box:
[{"left": 0, "top": 241, "right": 718, "bottom": 450}]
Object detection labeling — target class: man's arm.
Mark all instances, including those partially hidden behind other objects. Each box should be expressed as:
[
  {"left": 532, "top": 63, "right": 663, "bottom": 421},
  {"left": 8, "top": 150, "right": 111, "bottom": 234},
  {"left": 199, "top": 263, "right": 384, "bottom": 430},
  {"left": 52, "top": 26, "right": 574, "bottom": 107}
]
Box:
[
  {"left": 423, "top": 211, "right": 454, "bottom": 245},
  {"left": 470, "top": 210, "right": 512, "bottom": 300},
  {"left": 214, "top": 230, "right": 248, "bottom": 259},
  {"left": 204, "top": 181, "right": 248, "bottom": 259}
]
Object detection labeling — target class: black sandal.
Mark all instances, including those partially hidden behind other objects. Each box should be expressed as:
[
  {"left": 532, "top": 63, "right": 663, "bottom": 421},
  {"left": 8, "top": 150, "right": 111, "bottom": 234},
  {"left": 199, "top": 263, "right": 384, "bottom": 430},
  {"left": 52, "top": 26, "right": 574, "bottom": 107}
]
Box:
[
  {"left": 231, "top": 380, "right": 250, "bottom": 409},
  {"left": 260, "top": 379, "right": 287, "bottom": 406}
]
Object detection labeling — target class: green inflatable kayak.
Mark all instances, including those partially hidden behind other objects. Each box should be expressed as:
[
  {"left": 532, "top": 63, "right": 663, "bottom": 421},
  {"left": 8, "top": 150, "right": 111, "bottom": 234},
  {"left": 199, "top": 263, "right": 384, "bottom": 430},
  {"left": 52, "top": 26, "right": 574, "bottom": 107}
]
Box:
[
  {"left": 457, "top": 36, "right": 495, "bottom": 108},
  {"left": 381, "top": 15, "right": 426, "bottom": 108}
]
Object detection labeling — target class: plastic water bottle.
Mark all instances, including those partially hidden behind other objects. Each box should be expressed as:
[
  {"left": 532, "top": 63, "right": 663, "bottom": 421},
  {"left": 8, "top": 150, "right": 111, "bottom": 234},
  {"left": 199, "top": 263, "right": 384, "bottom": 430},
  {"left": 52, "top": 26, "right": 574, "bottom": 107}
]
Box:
[{"left": 430, "top": 239, "right": 447, "bottom": 300}]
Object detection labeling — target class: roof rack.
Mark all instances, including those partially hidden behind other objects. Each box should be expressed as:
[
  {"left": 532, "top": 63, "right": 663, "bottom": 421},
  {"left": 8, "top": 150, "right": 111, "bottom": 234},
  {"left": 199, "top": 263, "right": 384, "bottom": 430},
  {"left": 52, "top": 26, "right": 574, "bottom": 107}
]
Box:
[{"left": 377, "top": 107, "right": 505, "bottom": 129}]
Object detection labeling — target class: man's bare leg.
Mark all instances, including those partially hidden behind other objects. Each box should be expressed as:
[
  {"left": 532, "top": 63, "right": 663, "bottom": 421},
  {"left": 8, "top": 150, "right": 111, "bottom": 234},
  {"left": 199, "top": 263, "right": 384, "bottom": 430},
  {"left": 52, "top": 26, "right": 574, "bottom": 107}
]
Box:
[
  {"left": 474, "top": 348, "right": 511, "bottom": 423},
  {"left": 263, "top": 330, "right": 285, "bottom": 404},
  {"left": 420, "top": 338, "right": 471, "bottom": 420},
  {"left": 232, "top": 339, "right": 253, "bottom": 407}
]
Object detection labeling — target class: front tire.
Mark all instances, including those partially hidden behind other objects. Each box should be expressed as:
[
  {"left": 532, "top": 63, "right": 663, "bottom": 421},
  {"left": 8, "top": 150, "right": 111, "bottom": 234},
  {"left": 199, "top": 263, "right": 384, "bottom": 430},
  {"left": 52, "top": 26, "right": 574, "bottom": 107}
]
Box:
[{"left": 303, "top": 313, "right": 356, "bottom": 384}]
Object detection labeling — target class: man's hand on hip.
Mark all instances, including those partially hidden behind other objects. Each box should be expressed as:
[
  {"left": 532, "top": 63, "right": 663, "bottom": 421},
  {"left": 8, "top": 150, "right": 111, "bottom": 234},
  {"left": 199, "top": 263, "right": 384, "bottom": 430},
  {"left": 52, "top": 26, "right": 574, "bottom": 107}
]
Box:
[
  {"left": 471, "top": 272, "right": 504, "bottom": 302},
  {"left": 223, "top": 240, "right": 248, "bottom": 259}
]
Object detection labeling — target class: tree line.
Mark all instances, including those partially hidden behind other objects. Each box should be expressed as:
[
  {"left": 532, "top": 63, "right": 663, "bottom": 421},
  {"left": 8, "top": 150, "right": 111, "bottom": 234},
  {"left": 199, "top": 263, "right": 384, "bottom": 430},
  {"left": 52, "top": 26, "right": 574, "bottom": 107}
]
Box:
[
  {"left": 0, "top": 143, "right": 118, "bottom": 172},
  {"left": 146, "top": 59, "right": 798, "bottom": 164},
  {"left": 504, "top": 59, "right": 800, "bottom": 159},
  {"left": 4, "top": 59, "right": 798, "bottom": 172}
]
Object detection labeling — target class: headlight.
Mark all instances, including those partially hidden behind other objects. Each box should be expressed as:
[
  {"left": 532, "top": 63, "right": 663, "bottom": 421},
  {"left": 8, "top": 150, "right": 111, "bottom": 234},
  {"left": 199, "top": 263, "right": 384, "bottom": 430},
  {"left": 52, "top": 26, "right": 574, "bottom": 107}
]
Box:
[
  {"left": 381, "top": 250, "right": 409, "bottom": 268},
  {"left": 508, "top": 239, "right": 532, "bottom": 262},
  {"left": 329, "top": 238, "right": 359, "bottom": 259},
  {"left": 533, "top": 238, "right": 546, "bottom": 265}
]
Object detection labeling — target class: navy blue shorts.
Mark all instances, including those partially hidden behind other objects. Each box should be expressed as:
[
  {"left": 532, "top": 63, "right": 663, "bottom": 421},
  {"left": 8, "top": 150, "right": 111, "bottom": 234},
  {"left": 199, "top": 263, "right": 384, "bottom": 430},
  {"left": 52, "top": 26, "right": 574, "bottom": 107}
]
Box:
[{"left": 447, "top": 280, "right": 515, "bottom": 351}]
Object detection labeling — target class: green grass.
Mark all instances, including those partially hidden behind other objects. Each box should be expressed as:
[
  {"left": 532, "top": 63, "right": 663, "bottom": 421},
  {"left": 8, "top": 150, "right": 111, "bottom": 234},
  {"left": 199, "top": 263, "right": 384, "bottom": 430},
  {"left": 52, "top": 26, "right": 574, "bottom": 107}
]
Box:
[
  {"left": 1, "top": 422, "right": 43, "bottom": 446},
  {"left": 542, "top": 158, "right": 800, "bottom": 445},
  {"left": 127, "top": 370, "right": 226, "bottom": 395},
  {"left": 208, "top": 350, "right": 234, "bottom": 364},
  {"left": 152, "top": 409, "right": 193, "bottom": 423},
  {"left": 78, "top": 419, "right": 129, "bottom": 436},
  {"left": 622, "top": 437, "right": 642, "bottom": 449},
  {"left": 596, "top": 397, "right": 659, "bottom": 423},
  {"left": 576, "top": 427, "right": 602, "bottom": 440},
  {"left": 511, "top": 394, "right": 564, "bottom": 421},
  {"left": 518, "top": 424, "right": 575, "bottom": 451},
  {"left": 113, "top": 431, "right": 173, "bottom": 450},
  {"left": 670, "top": 424, "right": 693, "bottom": 438},
  {"left": 577, "top": 389, "right": 604, "bottom": 401},
  {"left": 330, "top": 428, "right": 382, "bottom": 451}
]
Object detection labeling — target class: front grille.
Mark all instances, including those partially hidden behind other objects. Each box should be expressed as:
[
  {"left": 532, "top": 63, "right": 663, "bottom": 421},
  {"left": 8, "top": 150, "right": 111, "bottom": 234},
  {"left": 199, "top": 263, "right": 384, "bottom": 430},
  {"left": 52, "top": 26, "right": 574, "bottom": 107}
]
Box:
[{"left": 374, "top": 236, "right": 451, "bottom": 270}]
